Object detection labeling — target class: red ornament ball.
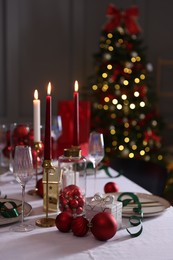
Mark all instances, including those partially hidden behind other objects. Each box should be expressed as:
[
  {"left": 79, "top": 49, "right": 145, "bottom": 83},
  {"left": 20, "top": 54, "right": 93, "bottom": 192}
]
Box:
[
  {"left": 104, "top": 182, "right": 119, "bottom": 193},
  {"left": 69, "top": 199, "right": 79, "bottom": 209},
  {"left": 13, "top": 124, "right": 30, "bottom": 138},
  {"left": 71, "top": 216, "right": 89, "bottom": 237},
  {"left": 90, "top": 212, "right": 117, "bottom": 241},
  {"left": 55, "top": 212, "right": 73, "bottom": 233},
  {"left": 59, "top": 184, "right": 85, "bottom": 215}
]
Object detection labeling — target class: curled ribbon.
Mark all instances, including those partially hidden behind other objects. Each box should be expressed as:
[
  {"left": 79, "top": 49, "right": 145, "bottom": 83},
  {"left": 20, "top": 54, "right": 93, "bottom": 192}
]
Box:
[
  {"left": 104, "top": 4, "right": 141, "bottom": 35},
  {"left": 117, "top": 192, "right": 143, "bottom": 237},
  {"left": 99, "top": 164, "right": 122, "bottom": 178}
]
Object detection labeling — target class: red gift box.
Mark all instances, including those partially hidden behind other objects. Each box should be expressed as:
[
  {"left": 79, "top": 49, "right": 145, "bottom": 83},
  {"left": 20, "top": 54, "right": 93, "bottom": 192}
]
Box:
[{"left": 55, "top": 100, "right": 90, "bottom": 157}]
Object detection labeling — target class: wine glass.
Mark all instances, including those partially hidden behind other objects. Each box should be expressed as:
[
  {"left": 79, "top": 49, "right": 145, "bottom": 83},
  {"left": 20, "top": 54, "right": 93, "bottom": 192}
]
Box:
[
  {"left": 51, "top": 115, "right": 62, "bottom": 159},
  {"left": 11, "top": 145, "right": 34, "bottom": 232},
  {"left": 88, "top": 131, "right": 105, "bottom": 183},
  {"left": 0, "top": 124, "right": 7, "bottom": 167}
]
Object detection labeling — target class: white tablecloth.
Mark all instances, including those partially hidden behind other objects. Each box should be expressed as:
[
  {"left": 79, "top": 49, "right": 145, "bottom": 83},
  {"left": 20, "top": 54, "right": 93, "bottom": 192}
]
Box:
[{"left": 0, "top": 168, "right": 173, "bottom": 260}]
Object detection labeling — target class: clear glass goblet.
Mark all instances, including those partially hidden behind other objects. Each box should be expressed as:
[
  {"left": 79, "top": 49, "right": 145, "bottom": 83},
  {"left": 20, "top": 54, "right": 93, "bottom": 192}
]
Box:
[
  {"left": 11, "top": 145, "right": 34, "bottom": 232},
  {"left": 88, "top": 131, "right": 104, "bottom": 193}
]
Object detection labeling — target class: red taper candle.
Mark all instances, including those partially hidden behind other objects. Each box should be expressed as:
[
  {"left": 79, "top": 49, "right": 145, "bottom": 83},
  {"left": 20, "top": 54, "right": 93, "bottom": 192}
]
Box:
[
  {"left": 44, "top": 82, "right": 52, "bottom": 160},
  {"left": 73, "top": 80, "right": 79, "bottom": 146}
]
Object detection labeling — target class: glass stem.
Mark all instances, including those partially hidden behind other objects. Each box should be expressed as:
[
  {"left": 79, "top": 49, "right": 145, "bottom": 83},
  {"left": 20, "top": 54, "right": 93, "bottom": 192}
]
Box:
[
  {"left": 93, "top": 162, "right": 97, "bottom": 194},
  {"left": 35, "top": 154, "right": 38, "bottom": 188},
  {"left": 53, "top": 139, "right": 58, "bottom": 160},
  {"left": 21, "top": 184, "right": 25, "bottom": 225}
]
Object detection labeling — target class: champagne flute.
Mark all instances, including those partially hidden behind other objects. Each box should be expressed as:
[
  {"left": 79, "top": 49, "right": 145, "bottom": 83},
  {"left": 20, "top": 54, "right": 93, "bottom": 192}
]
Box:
[
  {"left": 11, "top": 145, "right": 34, "bottom": 232},
  {"left": 88, "top": 131, "right": 104, "bottom": 192},
  {"left": 51, "top": 115, "right": 62, "bottom": 159}
]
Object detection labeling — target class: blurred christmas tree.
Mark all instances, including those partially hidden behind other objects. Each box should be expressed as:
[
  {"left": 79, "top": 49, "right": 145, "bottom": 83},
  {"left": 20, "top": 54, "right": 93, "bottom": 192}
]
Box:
[{"left": 84, "top": 4, "right": 165, "bottom": 165}]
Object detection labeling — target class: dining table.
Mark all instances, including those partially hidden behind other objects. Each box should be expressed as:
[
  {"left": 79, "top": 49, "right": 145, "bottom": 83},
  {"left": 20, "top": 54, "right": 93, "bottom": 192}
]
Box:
[{"left": 0, "top": 165, "right": 173, "bottom": 260}]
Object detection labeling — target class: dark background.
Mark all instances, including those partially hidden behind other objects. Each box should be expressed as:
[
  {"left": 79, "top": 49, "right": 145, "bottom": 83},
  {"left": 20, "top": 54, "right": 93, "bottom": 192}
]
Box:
[{"left": 0, "top": 0, "right": 173, "bottom": 152}]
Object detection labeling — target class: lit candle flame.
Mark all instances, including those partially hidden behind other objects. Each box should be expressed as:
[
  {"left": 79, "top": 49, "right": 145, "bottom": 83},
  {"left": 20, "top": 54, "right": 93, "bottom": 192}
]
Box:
[
  {"left": 34, "top": 89, "right": 38, "bottom": 100},
  {"left": 74, "top": 80, "right": 79, "bottom": 92},
  {"left": 47, "top": 82, "right": 51, "bottom": 95}
]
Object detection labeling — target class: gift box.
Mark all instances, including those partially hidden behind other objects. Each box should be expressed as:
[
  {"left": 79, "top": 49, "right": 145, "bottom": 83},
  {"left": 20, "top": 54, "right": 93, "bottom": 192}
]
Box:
[
  {"left": 56, "top": 100, "right": 91, "bottom": 157},
  {"left": 85, "top": 193, "right": 122, "bottom": 230}
]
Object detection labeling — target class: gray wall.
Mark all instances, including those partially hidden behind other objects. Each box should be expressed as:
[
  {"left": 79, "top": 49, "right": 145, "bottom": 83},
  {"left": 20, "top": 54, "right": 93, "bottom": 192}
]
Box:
[{"left": 0, "top": 0, "right": 173, "bottom": 148}]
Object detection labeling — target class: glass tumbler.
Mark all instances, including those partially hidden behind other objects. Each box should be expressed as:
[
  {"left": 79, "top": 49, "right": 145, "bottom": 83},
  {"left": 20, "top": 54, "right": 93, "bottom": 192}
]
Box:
[{"left": 58, "top": 148, "right": 87, "bottom": 217}]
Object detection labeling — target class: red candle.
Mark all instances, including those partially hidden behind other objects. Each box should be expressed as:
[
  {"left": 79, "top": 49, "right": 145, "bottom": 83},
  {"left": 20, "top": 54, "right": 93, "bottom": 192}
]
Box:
[
  {"left": 73, "top": 80, "right": 79, "bottom": 146},
  {"left": 44, "top": 82, "right": 52, "bottom": 160}
]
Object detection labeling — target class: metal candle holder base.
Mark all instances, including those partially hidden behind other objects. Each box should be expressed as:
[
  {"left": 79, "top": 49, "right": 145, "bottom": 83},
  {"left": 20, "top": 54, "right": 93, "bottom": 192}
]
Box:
[
  {"left": 35, "top": 159, "right": 56, "bottom": 228},
  {"left": 35, "top": 217, "right": 55, "bottom": 228}
]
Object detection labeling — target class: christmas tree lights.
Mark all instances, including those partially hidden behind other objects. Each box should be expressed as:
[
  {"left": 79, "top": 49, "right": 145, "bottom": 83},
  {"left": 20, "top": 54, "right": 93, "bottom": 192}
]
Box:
[{"left": 84, "top": 4, "right": 165, "bottom": 165}]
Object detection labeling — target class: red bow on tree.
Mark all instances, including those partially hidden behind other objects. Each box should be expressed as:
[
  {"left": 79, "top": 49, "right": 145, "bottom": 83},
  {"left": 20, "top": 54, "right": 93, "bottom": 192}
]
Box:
[
  {"left": 104, "top": 4, "right": 141, "bottom": 35},
  {"left": 144, "top": 130, "right": 161, "bottom": 143}
]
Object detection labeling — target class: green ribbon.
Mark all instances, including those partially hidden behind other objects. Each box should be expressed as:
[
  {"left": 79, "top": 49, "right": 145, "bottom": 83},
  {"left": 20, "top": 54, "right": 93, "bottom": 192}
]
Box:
[
  {"left": 98, "top": 164, "right": 122, "bottom": 178},
  {"left": 0, "top": 201, "right": 19, "bottom": 218},
  {"left": 86, "top": 161, "right": 122, "bottom": 178},
  {"left": 117, "top": 192, "right": 143, "bottom": 237}
]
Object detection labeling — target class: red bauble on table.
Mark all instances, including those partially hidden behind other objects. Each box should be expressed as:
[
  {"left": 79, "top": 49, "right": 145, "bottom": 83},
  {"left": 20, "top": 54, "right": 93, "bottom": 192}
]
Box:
[
  {"left": 55, "top": 212, "right": 73, "bottom": 233},
  {"left": 90, "top": 212, "right": 117, "bottom": 241},
  {"left": 104, "top": 181, "right": 119, "bottom": 193},
  {"left": 71, "top": 216, "right": 89, "bottom": 237}
]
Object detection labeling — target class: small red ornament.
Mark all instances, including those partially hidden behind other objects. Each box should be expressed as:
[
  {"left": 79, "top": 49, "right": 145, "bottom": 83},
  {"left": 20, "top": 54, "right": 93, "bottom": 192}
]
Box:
[
  {"left": 11, "top": 124, "right": 30, "bottom": 158},
  {"left": 69, "top": 199, "right": 79, "bottom": 209},
  {"left": 104, "top": 181, "right": 119, "bottom": 193},
  {"left": 13, "top": 124, "right": 30, "bottom": 139},
  {"left": 55, "top": 212, "right": 73, "bottom": 233},
  {"left": 59, "top": 184, "right": 85, "bottom": 215},
  {"left": 71, "top": 216, "right": 89, "bottom": 237},
  {"left": 76, "top": 207, "right": 83, "bottom": 215},
  {"left": 90, "top": 212, "right": 117, "bottom": 241},
  {"left": 77, "top": 196, "right": 85, "bottom": 207}
]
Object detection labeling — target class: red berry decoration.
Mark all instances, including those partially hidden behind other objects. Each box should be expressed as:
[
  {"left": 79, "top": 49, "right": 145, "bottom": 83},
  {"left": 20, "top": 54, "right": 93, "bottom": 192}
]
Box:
[
  {"left": 90, "top": 212, "right": 117, "bottom": 241},
  {"left": 104, "top": 181, "right": 119, "bottom": 193},
  {"left": 55, "top": 212, "right": 73, "bottom": 233},
  {"left": 71, "top": 216, "right": 89, "bottom": 237}
]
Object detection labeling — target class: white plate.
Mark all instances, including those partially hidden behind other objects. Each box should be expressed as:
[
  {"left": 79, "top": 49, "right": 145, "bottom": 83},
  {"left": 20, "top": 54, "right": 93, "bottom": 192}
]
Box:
[
  {"left": 109, "top": 192, "right": 171, "bottom": 217},
  {"left": 0, "top": 198, "right": 32, "bottom": 225}
]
